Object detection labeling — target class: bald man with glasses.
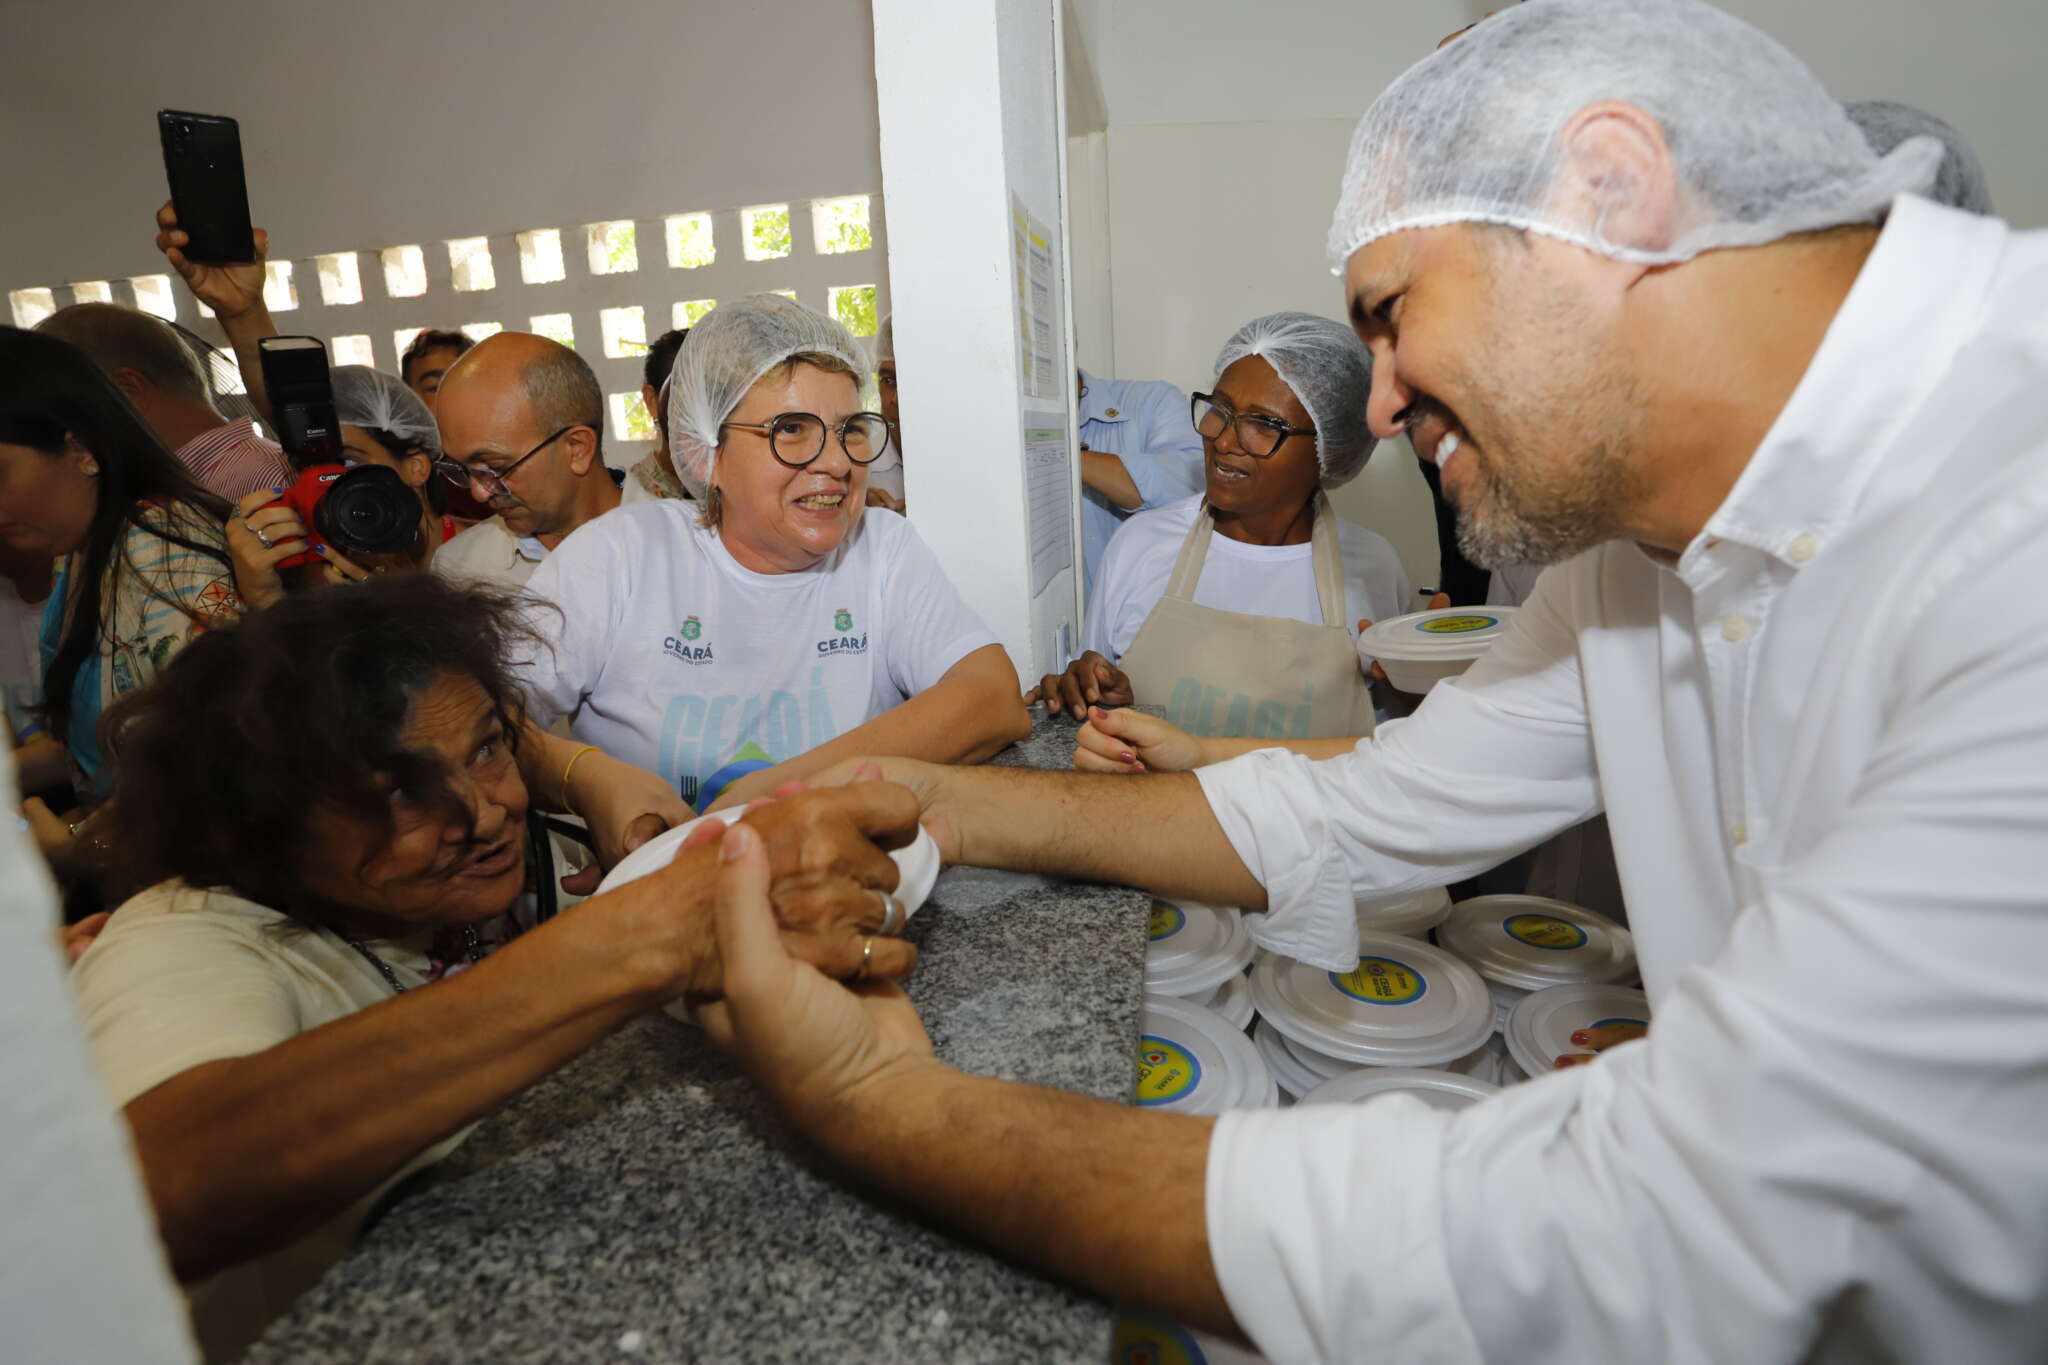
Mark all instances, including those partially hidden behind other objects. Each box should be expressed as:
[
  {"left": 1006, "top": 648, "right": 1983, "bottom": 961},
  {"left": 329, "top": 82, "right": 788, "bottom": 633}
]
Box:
[{"left": 432, "top": 333, "right": 624, "bottom": 590}]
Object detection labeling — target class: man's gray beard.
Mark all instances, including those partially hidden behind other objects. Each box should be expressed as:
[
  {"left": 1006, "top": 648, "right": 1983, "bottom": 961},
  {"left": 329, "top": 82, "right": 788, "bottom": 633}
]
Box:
[{"left": 1450, "top": 444, "right": 1633, "bottom": 571}]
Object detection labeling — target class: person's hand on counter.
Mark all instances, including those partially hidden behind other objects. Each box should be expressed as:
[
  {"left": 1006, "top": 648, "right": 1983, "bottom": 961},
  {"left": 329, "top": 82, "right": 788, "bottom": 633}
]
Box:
[
  {"left": 1073, "top": 706, "right": 1206, "bottom": 774},
  {"left": 1024, "top": 651, "right": 1133, "bottom": 716},
  {"left": 700, "top": 815, "right": 1246, "bottom": 1344}
]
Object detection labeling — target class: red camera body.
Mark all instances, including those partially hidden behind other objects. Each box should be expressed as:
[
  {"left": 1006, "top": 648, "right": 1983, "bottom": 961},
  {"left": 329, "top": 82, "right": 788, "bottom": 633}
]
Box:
[
  {"left": 262, "top": 462, "right": 424, "bottom": 580},
  {"left": 266, "top": 463, "right": 349, "bottom": 570}
]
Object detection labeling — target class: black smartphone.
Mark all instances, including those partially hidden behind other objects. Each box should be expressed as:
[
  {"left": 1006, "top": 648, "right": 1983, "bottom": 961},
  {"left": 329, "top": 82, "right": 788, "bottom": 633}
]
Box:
[
  {"left": 258, "top": 336, "right": 342, "bottom": 467},
  {"left": 157, "top": 109, "right": 255, "bottom": 264}
]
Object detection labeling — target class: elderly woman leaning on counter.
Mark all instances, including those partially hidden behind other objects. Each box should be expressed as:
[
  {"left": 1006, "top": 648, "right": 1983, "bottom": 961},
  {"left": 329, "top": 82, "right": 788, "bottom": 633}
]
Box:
[
  {"left": 69, "top": 575, "right": 922, "bottom": 1362},
  {"left": 516, "top": 293, "right": 1030, "bottom": 814},
  {"left": 1029, "top": 313, "right": 1414, "bottom": 741}
]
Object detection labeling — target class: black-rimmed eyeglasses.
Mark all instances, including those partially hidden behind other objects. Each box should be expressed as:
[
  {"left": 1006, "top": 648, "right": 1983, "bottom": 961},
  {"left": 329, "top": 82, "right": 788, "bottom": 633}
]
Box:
[
  {"left": 721, "top": 411, "right": 892, "bottom": 469},
  {"left": 1190, "top": 393, "right": 1315, "bottom": 459},
  {"left": 433, "top": 424, "right": 578, "bottom": 500}
]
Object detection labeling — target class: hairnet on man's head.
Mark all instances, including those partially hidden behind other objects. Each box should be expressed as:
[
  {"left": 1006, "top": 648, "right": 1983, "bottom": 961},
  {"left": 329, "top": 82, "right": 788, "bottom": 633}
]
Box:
[
  {"left": 1213, "top": 313, "right": 1377, "bottom": 489},
  {"left": 1328, "top": 0, "right": 1942, "bottom": 271},
  {"left": 331, "top": 366, "right": 440, "bottom": 457},
  {"left": 871, "top": 312, "right": 894, "bottom": 367},
  {"left": 667, "top": 294, "right": 868, "bottom": 496},
  {"left": 1845, "top": 100, "right": 1993, "bottom": 215}
]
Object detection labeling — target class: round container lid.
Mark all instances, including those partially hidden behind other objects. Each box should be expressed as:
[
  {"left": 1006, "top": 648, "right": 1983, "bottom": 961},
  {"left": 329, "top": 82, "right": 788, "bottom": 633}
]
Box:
[
  {"left": 1252, "top": 1016, "right": 1327, "bottom": 1101},
  {"left": 1437, "top": 895, "right": 1637, "bottom": 993},
  {"left": 1360, "top": 606, "right": 1519, "bottom": 663},
  {"left": 1137, "top": 996, "right": 1274, "bottom": 1116},
  {"left": 1209, "top": 971, "right": 1254, "bottom": 1031},
  {"left": 1144, "top": 900, "right": 1256, "bottom": 999},
  {"left": 1278, "top": 1027, "right": 1353, "bottom": 1082},
  {"left": 1248, "top": 934, "right": 1496, "bottom": 1068},
  {"left": 1299, "top": 1066, "right": 1501, "bottom": 1112},
  {"left": 1505, "top": 983, "right": 1651, "bottom": 1082},
  {"left": 1356, "top": 886, "right": 1453, "bottom": 940}
]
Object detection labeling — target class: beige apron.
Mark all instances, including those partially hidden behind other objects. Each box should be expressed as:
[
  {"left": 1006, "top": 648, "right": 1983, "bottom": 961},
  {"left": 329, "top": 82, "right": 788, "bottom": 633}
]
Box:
[{"left": 1117, "top": 493, "right": 1375, "bottom": 740}]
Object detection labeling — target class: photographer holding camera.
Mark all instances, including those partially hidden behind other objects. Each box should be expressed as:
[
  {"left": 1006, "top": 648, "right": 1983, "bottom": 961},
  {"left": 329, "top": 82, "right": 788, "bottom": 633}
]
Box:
[{"left": 227, "top": 365, "right": 450, "bottom": 607}]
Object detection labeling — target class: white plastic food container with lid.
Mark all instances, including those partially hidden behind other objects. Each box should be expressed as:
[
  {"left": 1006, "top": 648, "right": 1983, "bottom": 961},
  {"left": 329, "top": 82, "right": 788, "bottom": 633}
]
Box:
[
  {"left": 1136, "top": 996, "right": 1278, "bottom": 1115},
  {"left": 1277, "top": 1024, "right": 1493, "bottom": 1086},
  {"left": 1144, "top": 899, "right": 1256, "bottom": 1001},
  {"left": 1505, "top": 983, "right": 1651, "bottom": 1081},
  {"left": 1357, "top": 605, "right": 1520, "bottom": 694},
  {"left": 1298, "top": 1066, "right": 1501, "bottom": 1112},
  {"left": 1252, "top": 1017, "right": 1323, "bottom": 1104},
  {"left": 1437, "top": 895, "right": 1637, "bottom": 1032},
  {"left": 598, "top": 804, "right": 942, "bottom": 908},
  {"left": 1248, "top": 932, "right": 1495, "bottom": 1071},
  {"left": 1355, "top": 886, "right": 1453, "bottom": 941},
  {"left": 1190, "top": 970, "right": 1254, "bottom": 1031},
  {"left": 600, "top": 807, "right": 944, "bottom": 1025}
]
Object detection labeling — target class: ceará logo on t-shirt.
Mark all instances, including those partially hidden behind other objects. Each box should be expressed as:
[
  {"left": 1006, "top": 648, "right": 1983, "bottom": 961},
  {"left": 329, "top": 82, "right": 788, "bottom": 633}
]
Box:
[
  {"left": 816, "top": 606, "right": 867, "bottom": 658},
  {"left": 664, "top": 615, "right": 714, "bottom": 664}
]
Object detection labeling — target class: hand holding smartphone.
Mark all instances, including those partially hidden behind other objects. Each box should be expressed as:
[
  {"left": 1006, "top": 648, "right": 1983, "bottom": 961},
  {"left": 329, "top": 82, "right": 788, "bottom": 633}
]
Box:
[{"left": 157, "top": 109, "right": 255, "bottom": 265}]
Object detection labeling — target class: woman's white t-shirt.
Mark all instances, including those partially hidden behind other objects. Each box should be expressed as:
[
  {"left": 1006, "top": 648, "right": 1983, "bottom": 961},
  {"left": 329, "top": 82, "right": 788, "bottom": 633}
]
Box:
[
  {"left": 1082, "top": 495, "right": 1413, "bottom": 663},
  {"left": 518, "top": 502, "right": 996, "bottom": 808}
]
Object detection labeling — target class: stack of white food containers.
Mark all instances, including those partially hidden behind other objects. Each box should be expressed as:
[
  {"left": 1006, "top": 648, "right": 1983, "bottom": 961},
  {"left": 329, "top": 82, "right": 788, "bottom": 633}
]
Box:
[
  {"left": 1143, "top": 898, "right": 1256, "bottom": 1029},
  {"left": 1436, "top": 895, "right": 1637, "bottom": 1032},
  {"left": 1356, "top": 606, "right": 1521, "bottom": 694},
  {"left": 1299, "top": 1067, "right": 1500, "bottom": 1111},
  {"left": 1355, "top": 886, "right": 1453, "bottom": 940},
  {"left": 1136, "top": 996, "right": 1278, "bottom": 1114},
  {"left": 1504, "top": 983, "right": 1652, "bottom": 1079},
  {"left": 1248, "top": 932, "right": 1496, "bottom": 1102}
]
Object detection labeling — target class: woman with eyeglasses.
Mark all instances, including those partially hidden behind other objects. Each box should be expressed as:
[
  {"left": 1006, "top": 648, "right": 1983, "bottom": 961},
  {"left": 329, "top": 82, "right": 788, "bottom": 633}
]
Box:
[
  {"left": 225, "top": 366, "right": 455, "bottom": 607},
  {"left": 519, "top": 294, "right": 1030, "bottom": 812},
  {"left": 1028, "top": 313, "right": 1411, "bottom": 742}
]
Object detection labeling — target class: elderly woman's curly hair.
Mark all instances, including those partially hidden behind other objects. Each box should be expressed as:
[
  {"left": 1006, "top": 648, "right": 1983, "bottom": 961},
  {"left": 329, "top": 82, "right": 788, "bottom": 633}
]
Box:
[{"left": 100, "top": 574, "right": 547, "bottom": 919}]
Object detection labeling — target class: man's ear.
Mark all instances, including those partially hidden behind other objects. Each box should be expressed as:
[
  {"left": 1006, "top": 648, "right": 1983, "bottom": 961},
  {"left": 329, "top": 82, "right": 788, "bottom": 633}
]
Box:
[
  {"left": 1546, "top": 100, "right": 1680, "bottom": 258},
  {"left": 565, "top": 424, "right": 602, "bottom": 477},
  {"left": 107, "top": 368, "right": 153, "bottom": 403}
]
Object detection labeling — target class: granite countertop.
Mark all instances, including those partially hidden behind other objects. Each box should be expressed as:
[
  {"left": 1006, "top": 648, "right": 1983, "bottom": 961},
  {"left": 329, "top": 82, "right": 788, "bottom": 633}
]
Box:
[{"left": 251, "top": 709, "right": 1148, "bottom": 1364}]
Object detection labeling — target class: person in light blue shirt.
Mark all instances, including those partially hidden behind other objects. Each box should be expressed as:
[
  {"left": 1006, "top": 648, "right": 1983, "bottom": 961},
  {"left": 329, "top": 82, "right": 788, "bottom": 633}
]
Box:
[{"left": 1076, "top": 368, "right": 1203, "bottom": 590}]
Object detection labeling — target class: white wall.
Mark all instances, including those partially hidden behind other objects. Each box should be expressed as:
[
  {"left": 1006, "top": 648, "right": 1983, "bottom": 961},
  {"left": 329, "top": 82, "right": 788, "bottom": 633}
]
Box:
[
  {"left": 0, "top": 0, "right": 884, "bottom": 287},
  {"left": 1073, "top": 0, "right": 2048, "bottom": 592},
  {"left": 0, "top": 0, "right": 888, "bottom": 462},
  {"left": 874, "top": 0, "right": 1080, "bottom": 680}
]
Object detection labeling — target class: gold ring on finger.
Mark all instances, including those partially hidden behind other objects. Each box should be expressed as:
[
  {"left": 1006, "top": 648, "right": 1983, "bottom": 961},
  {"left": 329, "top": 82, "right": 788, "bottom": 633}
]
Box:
[{"left": 858, "top": 936, "right": 875, "bottom": 980}]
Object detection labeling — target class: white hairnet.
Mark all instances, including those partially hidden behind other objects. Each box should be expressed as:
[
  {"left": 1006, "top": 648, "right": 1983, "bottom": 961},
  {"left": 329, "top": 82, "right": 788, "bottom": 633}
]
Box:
[
  {"left": 331, "top": 365, "right": 440, "bottom": 457},
  {"left": 1213, "top": 312, "right": 1377, "bottom": 489},
  {"left": 667, "top": 294, "right": 868, "bottom": 496},
  {"left": 871, "top": 312, "right": 894, "bottom": 367},
  {"left": 1327, "top": 0, "right": 1942, "bottom": 271},
  {"left": 1845, "top": 100, "right": 1993, "bottom": 215}
]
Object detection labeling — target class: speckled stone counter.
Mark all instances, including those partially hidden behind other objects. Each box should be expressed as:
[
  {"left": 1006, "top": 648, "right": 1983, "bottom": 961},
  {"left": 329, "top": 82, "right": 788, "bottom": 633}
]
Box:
[{"left": 250, "top": 710, "right": 1146, "bottom": 1364}]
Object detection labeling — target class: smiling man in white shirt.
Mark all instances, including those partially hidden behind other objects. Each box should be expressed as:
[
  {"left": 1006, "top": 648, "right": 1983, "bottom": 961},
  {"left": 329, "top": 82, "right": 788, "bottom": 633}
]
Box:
[{"left": 699, "top": 2, "right": 2048, "bottom": 1361}]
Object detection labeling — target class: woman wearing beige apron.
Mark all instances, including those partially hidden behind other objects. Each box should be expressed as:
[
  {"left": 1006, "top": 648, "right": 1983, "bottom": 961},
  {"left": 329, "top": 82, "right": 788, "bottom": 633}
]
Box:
[{"left": 1030, "top": 313, "right": 1410, "bottom": 741}]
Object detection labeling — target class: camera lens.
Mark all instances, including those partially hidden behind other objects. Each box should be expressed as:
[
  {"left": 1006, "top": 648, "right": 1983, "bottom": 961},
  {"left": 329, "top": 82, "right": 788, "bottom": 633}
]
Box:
[{"left": 313, "top": 465, "right": 421, "bottom": 556}]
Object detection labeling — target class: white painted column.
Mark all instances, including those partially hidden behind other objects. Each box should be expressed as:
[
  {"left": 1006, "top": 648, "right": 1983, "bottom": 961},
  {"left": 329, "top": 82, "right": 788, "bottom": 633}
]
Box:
[{"left": 872, "top": 0, "right": 1081, "bottom": 682}]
